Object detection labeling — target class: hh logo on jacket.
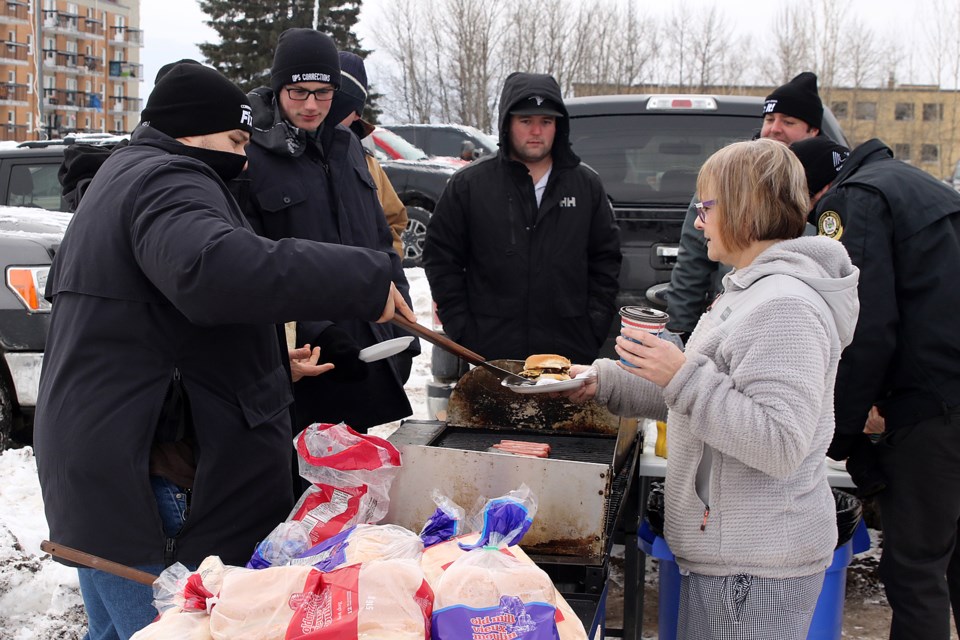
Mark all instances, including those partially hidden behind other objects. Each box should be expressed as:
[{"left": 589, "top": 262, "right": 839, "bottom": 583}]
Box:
[{"left": 560, "top": 197, "right": 576, "bottom": 207}]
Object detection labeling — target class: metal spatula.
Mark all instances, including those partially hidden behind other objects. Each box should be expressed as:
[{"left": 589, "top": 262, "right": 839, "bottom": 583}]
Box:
[{"left": 391, "top": 315, "right": 536, "bottom": 385}]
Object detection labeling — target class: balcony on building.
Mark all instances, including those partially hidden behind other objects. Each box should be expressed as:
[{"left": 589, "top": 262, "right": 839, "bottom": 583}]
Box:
[
  {"left": 79, "top": 54, "right": 100, "bottom": 75},
  {"left": 44, "top": 87, "right": 81, "bottom": 109},
  {"left": 0, "top": 81, "right": 28, "bottom": 104},
  {"left": 80, "top": 15, "right": 104, "bottom": 37},
  {"left": 109, "top": 26, "right": 144, "bottom": 47},
  {"left": 43, "top": 9, "right": 80, "bottom": 34},
  {"left": 1, "top": 1, "right": 29, "bottom": 24},
  {"left": 42, "top": 48, "right": 79, "bottom": 72},
  {"left": 0, "top": 39, "right": 28, "bottom": 63},
  {"left": 111, "top": 95, "right": 142, "bottom": 114},
  {"left": 80, "top": 91, "right": 103, "bottom": 111},
  {"left": 108, "top": 60, "right": 143, "bottom": 81},
  {"left": 1, "top": 122, "right": 29, "bottom": 142}
]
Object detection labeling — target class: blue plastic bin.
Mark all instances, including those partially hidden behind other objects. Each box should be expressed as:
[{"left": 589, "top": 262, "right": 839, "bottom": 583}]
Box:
[{"left": 638, "top": 519, "right": 870, "bottom": 640}]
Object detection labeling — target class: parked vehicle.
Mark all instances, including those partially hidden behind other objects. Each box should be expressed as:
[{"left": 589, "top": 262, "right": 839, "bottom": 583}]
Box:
[
  {"left": 361, "top": 134, "right": 458, "bottom": 267},
  {"left": 369, "top": 126, "right": 466, "bottom": 167},
  {"left": 425, "top": 93, "right": 848, "bottom": 418},
  {"left": 385, "top": 123, "right": 498, "bottom": 161}
]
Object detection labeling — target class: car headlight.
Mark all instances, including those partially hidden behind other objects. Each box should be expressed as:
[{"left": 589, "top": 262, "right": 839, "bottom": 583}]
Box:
[{"left": 6, "top": 266, "right": 51, "bottom": 312}]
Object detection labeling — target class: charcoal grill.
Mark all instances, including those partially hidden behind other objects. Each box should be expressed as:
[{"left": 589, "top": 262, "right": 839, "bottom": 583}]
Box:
[{"left": 385, "top": 360, "right": 640, "bottom": 560}]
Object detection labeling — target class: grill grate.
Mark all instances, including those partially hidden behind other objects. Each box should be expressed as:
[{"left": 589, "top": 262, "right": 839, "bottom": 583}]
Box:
[{"left": 430, "top": 426, "right": 617, "bottom": 465}]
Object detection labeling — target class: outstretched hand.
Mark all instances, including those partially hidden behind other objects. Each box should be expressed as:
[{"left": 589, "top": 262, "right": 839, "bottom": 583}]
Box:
[
  {"left": 615, "top": 327, "right": 686, "bottom": 387},
  {"left": 559, "top": 365, "right": 598, "bottom": 403},
  {"left": 289, "top": 344, "right": 335, "bottom": 382},
  {"left": 377, "top": 282, "right": 417, "bottom": 323}
]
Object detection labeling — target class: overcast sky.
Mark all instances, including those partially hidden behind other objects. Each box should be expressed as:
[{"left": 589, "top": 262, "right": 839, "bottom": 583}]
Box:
[{"left": 139, "top": 0, "right": 923, "bottom": 107}]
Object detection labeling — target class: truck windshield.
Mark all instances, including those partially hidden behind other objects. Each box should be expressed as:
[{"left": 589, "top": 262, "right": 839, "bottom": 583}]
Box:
[{"left": 568, "top": 114, "right": 760, "bottom": 206}]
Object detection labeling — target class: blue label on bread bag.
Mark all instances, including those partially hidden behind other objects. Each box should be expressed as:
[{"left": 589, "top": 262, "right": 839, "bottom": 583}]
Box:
[{"left": 431, "top": 596, "right": 559, "bottom": 640}]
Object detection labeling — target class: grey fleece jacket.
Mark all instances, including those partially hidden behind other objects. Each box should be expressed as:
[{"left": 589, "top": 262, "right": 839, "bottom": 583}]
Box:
[{"left": 595, "top": 236, "right": 860, "bottom": 578}]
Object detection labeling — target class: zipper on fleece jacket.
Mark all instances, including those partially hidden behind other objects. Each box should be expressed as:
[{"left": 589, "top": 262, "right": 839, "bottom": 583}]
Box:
[{"left": 700, "top": 506, "right": 710, "bottom": 532}]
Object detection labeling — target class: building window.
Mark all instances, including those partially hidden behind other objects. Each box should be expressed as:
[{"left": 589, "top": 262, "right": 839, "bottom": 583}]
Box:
[
  {"left": 923, "top": 103, "right": 944, "bottom": 121},
  {"left": 831, "top": 101, "right": 848, "bottom": 118},
  {"left": 6, "top": 71, "right": 14, "bottom": 83},
  {"left": 921, "top": 144, "right": 939, "bottom": 163},
  {"left": 894, "top": 143, "right": 911, "bottom": 160},
  {"left": 26, "top": 72, "right": 32, "bottom": 93},
  {"left": 856, "top": 102, "right": 877, "bottom": 120},
  {"left": 894, "top": 103, "right": 914, "bottom": 121}
]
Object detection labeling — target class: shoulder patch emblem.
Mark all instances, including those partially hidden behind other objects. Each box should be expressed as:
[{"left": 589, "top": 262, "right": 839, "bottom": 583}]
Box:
[{"left": 818, "top": 210, "right": 843, "bottom": 239}]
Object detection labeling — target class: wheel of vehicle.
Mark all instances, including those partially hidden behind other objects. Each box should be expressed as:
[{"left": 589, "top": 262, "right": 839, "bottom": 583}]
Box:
[
  {"left": 401, "top": 205, "right": 431, "bottom": 268},
  {"left": 0, "top": 377, "right": 13, "bottom": 452}
]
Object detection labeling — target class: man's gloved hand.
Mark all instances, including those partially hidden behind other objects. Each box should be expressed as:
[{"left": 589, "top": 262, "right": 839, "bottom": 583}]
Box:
[
  {"left": 829, "top": 432, "right": 887, "bottom": 498},
  {"left": 826, "top": 432, "right": 863, "bottom": 462},
  {"left": 314, "top": 325, "right": 368, "bottom": 382}
]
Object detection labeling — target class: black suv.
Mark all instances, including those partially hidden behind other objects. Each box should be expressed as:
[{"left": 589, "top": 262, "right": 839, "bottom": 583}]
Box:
[{"left": 425, "top": 93, "right": 847, "bottom": 417}]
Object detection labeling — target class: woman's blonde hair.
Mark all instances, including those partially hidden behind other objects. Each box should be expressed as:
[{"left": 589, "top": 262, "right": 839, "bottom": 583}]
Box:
[{"left": 695, "top": 138, "right": 809, "bottom": 252}]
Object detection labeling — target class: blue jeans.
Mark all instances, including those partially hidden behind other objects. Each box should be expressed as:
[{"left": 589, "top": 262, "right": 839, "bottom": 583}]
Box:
[{"left": 79, "top": 476, "right": 190, "bottom": 640}]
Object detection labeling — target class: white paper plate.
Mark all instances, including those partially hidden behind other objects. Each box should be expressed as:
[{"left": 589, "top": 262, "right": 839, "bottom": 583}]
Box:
[
  {"left": 501, "top": 376, "right": 586, "bottom": 394},
  {"left": 358, "top": 336, "right": 415, "bottom": 362}
]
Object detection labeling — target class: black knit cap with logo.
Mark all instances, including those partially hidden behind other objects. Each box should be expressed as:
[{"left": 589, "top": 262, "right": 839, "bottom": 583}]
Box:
[
  {"left": 271, "top": 28, "right": 341, "bottom": 94},
  {"left": 140, "top": 63, "right": 252, "bottom": 138},
  {"left": 764, "top": 71, "right": 823, "bottom": 131},
  {"left": 790, "top": 137, "right": 850, "bottom": 196}
]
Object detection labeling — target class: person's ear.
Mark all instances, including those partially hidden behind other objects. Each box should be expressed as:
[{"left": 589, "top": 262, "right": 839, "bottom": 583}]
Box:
[{"left": 810, "top": 182, "right": 832, "bottom": 208}]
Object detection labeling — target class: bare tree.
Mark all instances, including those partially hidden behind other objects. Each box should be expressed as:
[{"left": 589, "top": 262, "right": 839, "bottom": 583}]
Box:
[
  {"left": 372, "top": 0, "right": 436, "bottom": 121},
  {"left": 760, "top": 1, "right": 815, "bottom": 85}
]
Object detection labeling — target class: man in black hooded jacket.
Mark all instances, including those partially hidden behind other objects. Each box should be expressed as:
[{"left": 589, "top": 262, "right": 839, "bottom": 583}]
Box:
[
  {"left": 792, "top": 136, "right": 960, "bottom": 640},
  {"left": 423, "top": 72, "right": 621, "bottom": 364}
]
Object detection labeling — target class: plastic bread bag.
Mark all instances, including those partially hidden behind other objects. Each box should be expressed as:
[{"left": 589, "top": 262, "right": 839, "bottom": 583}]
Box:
[
  {"left": 208, "top": 560, "right": 433, "bottom": 640},
  {"left": 291, "top": 422, "right": 402, "bottom": 543},
  {"left": 288, "top": 523, "right": 424, "bottom": 572},
  {"left": 421, "top": 534, "right": 588, "bottom": 640},
  {"left": 431, "top": 484, "right": 565, "bottom": 640},
  {"left": 419, "top": 489, "right": 466, "bottom": 547},
  {"left": 247, "top": 520, "right": 312, "bottom": 569}
]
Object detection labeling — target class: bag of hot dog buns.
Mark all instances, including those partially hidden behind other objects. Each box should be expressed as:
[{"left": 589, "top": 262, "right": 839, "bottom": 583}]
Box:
[{"left": 426, "top": 485, "right": 587, "bottom": 640}]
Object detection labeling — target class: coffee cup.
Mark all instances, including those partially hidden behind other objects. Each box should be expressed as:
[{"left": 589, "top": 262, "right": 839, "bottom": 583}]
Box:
[{"left": 618, "top": 306, "right": 669, "bottom": 367}]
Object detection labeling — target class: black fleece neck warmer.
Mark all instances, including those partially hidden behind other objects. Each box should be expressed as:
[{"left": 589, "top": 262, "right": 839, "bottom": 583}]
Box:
[{"left": 149, "top": 137, "right": 248, "bottom": 183}]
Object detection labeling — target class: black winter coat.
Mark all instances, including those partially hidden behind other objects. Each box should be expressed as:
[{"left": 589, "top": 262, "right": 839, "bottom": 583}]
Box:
[
  {"left": 34, "top": 126, "right": 395, "bottom": 568},
  {"left": 241, "top": 90, "right": 417, "bottom": 431},
  {"left": 423, "top": 73, "right": 622, "bottom": 363},
  {"left": 813, "top": 139, "right": 960, "bottom": 433}
]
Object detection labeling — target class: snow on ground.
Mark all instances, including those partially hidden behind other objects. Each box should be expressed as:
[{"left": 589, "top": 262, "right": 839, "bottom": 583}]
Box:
[{"left": 0, "top": 268, "right": 435, "bottom": 638}]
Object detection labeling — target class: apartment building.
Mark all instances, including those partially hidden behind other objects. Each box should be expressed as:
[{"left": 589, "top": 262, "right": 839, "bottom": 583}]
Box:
[
  {"left": 0, "top": 0, "right": 142, "bottom": 142},
  {"left": 576, "top": 80, "right": 960, "bottom": 181}
]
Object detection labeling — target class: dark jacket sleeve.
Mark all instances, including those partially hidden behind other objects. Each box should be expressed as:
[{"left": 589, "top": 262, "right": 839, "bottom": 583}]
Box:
[
  {"left": 667, "top": 199, "right": 717, "bottom": 334},
  {"left": 130, "top": 162, "right": 393, "bottom": 327},
  {"left": 585, "top": 175, "right": 622, "bottom": 344},
  {"left": 827, "top": 188, "right": 899, "bottom": 435},
  {"left": 422, "top": 174, "right": 472, "bottom": 341}
]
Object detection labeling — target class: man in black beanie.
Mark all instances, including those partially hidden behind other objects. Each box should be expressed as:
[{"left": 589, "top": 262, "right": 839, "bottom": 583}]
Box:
[
  {"left": 667, "top": 71, "right": 829, "bottom": 342},
  {"left": 792, "top": 134, "right": 960, "bottom": 640},
  {"left": 34, "top": 60, "right": 414, "bottom": 640},
  {"left": 243, "top": 30, "right": 418, "bottom": 434}
]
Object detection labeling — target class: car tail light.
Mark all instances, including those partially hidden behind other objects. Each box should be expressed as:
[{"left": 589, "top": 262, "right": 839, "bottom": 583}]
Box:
[
  {"left": 6, "top": 266, "right": 51, "bottom": 312},
  {"left": 646, "top": 96, "right": 718, "bottom": 111}
]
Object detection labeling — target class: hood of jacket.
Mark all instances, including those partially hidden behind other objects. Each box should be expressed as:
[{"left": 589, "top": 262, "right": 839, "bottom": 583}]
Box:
[
  {"left": 722, "top": 236, "right": 860, "bottom": 348},
  {"left": 247, "top": 86, "right": 327, "bottom": 158},
  {"left": 496, "top": 72, "right": 579, "bottom": 169}
]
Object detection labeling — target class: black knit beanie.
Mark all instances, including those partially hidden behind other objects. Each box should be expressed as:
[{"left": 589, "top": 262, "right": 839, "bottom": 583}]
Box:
[
  {"left": 790, "top": 137, "right": 850, "bottom": 196},
  {"left": 271, "top": 28, "right": 341, "bottom": 94},
  {"left": 763, "top": 72, "right": 823, "bottom": 130},
  {"left": 141, "top": 63, "right": 252, "bottom": 138}
]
